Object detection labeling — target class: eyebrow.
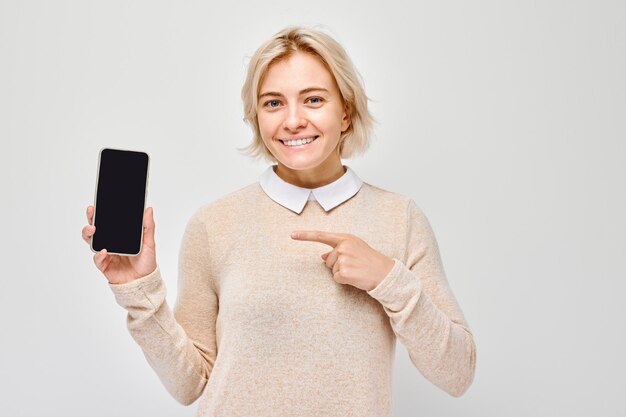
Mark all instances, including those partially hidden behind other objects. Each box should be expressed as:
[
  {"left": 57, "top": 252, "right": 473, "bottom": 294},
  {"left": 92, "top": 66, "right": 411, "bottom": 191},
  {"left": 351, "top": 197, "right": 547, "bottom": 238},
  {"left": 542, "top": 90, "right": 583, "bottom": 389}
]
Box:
[{"left": 258, "top": 87, "right": 330, "bottom": 99}]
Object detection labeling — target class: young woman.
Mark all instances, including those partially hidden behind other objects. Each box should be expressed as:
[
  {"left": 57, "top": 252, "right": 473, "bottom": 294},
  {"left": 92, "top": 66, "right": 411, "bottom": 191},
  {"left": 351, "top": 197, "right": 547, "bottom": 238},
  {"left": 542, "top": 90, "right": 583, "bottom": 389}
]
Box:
[{"left": 82, "top": 25, "right": 476, "bottom": 416}]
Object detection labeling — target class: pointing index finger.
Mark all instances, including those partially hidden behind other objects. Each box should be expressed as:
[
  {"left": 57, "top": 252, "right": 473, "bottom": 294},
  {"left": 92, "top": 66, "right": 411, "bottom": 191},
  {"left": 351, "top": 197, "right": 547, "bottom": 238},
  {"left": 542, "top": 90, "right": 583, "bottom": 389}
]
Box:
[{"left": 291, "top": 231, "right": 346, "bottom": 247}]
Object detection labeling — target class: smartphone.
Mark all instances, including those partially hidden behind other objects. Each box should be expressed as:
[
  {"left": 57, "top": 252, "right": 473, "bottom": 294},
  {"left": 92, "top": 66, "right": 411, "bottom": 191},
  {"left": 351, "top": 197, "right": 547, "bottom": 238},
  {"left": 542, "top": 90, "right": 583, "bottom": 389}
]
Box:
[{"left": 90, "top": 148, "right": 150, "bottom": 256}]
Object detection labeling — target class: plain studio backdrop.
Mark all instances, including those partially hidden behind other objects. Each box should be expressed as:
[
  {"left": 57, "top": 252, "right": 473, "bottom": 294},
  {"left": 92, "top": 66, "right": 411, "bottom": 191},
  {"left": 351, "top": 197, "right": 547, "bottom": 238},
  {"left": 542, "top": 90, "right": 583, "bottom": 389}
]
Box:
[{"left": 1, "top": 0, "right": 624, "bottom": 416}]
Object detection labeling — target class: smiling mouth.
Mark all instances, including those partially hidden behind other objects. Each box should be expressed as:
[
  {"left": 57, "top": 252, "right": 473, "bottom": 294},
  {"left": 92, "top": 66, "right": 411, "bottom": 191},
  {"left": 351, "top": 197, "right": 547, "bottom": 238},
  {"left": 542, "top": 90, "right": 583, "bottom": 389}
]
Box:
[{"left": 278, "top": 135, "right": 320, "bottom": 147}]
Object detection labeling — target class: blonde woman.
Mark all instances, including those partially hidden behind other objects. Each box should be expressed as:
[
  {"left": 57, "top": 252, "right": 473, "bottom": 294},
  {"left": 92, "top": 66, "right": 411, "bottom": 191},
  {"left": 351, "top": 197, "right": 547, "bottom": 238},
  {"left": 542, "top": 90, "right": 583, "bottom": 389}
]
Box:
[{"left": 82, "top": 25, "right": 476, "bottom": 416}]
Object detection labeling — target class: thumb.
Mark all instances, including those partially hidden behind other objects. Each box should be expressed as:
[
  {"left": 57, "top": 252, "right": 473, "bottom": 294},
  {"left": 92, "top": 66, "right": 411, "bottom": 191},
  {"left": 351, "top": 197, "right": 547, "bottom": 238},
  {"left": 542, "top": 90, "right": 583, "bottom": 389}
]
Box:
[
  {"left": 321, "top": 251, "right": 331, "bottom": 260},
  {"left": 143, "top": 207, "right": 155, "bottom": 247}
]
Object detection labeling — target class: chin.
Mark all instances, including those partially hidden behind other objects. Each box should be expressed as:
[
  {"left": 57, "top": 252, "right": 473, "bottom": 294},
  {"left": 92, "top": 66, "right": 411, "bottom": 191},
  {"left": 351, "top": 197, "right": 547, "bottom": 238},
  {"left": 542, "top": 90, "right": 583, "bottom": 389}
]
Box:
[{"left": 278, "top": 160, "right": 321, "bottom": 171}]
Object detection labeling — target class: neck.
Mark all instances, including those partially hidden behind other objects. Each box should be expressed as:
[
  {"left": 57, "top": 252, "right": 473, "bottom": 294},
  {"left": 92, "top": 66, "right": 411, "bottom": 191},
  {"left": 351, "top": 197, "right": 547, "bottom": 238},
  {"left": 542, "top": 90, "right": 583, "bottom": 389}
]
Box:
[{"left": 274, "top": 157, "right": 345, "bottom": 189}]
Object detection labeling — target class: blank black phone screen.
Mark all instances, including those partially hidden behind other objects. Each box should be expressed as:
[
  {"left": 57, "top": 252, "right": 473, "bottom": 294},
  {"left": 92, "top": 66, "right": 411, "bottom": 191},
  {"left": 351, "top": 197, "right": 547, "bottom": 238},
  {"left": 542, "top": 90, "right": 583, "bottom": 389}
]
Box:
[{"left": 92, "top": 148, "right": 149, "bottom": 255}]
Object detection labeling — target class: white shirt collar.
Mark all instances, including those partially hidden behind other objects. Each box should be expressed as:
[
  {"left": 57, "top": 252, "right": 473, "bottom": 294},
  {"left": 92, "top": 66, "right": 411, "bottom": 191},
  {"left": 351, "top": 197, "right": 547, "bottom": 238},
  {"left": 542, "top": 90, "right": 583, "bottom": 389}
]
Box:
[{"left": 259, "top": 165, "right": 364, "bottom": 214}]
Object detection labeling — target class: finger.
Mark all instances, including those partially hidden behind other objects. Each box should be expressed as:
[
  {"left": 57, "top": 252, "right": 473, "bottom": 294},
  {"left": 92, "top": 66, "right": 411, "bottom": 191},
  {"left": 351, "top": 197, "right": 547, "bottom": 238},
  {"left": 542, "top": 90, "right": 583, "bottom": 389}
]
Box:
[
  {"left": 325, "top": 249, "right": 340, "bottom": 269},
  {"left": 101, "top": 255, "right": 111, "bottom": 272},
  {"left": 86, "top": 205, "right": 94, "bottom": 225},
  {"left": 82, "top": 224, "right": 96, "bottom": 244},
  {"left": 291, "top": 230, "right": 346, "bottom": 247},
  {"left": 142, "top": 207, "right": 155, "bottom": 247},
  {"left": 93, "top": 249, "right": 108, "bottom": 271}
]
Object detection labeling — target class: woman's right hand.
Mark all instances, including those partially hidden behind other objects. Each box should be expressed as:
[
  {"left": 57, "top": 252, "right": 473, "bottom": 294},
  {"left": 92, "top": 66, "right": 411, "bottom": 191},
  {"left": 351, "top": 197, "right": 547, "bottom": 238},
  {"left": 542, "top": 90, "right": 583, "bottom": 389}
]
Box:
[{"left": 82, "top": 205, "right": 158, "bottom": 285}]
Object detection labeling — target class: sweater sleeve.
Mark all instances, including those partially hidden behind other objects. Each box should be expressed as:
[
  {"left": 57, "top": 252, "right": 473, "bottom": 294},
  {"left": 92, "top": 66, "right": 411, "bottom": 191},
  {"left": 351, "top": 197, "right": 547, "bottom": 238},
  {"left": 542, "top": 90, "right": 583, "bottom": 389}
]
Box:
[
  {"left": 366, "top": 199, "right": 476, "bottom": 397},
  {"left": 108, "top": 212, "right": 218, "bottom": 405}
]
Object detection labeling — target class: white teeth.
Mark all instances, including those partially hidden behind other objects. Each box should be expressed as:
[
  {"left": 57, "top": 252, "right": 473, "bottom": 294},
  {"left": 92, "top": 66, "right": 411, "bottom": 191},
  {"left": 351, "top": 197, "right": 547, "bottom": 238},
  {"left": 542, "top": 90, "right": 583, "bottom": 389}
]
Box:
[{"left": 283, "top": 136, "right": 317, "bottom": 146}]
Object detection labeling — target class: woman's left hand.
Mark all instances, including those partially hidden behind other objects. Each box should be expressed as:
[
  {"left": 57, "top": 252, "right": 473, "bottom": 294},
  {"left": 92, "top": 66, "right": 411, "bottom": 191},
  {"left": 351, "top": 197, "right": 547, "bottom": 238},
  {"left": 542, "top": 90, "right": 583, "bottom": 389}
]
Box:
[{"left": 291, "top": 230, "right": 395, "bottom": 292}]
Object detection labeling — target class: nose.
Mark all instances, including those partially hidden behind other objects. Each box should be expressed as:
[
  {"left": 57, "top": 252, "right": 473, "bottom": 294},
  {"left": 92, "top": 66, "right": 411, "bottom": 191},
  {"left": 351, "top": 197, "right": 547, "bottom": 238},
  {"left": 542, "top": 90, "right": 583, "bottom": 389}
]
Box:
[{"left": 282, "top": 104, "right": 307, "bottom": 132}]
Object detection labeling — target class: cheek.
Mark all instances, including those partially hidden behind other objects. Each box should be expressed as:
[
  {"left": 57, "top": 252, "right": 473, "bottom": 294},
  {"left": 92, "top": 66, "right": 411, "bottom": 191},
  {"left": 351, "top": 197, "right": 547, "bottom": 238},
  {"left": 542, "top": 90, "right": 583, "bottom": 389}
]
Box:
[
  {"left": 257, "top": 113, "right": 276, "bottom": 137},
  {"left": 308, "top": 109, "right": 342, "bottom": 133}
]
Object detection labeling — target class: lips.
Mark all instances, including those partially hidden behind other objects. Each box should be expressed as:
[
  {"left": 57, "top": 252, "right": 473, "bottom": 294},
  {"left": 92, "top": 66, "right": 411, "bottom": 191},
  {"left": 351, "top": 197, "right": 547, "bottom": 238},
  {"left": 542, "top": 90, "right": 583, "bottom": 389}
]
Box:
[
  {"left": 279, "top": 135, "right": 318, "bottom": 143},
  {"left": 278, "top": 135, "right": 319, "bottom": 145}
]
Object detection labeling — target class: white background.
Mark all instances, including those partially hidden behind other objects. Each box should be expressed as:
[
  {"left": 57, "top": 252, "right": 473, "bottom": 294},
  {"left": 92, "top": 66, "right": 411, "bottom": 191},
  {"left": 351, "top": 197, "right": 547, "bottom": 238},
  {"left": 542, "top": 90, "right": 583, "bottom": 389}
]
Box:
[{"left": 1, "top": 0, "right": 625, "bottom": 416}]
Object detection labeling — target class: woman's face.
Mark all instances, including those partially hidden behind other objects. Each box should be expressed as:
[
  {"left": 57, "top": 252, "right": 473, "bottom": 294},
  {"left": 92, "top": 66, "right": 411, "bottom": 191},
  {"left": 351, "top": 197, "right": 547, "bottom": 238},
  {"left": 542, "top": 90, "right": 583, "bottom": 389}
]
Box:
[{"left": 257, "top": 51, "right": 350, "bottom": 172}]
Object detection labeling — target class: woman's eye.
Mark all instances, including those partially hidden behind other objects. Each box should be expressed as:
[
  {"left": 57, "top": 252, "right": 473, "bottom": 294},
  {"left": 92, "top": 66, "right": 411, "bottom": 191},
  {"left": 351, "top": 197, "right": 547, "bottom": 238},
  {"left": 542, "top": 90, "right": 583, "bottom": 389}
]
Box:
[{"left": 263, "top": 97, "right": 323, "bottom": 109}]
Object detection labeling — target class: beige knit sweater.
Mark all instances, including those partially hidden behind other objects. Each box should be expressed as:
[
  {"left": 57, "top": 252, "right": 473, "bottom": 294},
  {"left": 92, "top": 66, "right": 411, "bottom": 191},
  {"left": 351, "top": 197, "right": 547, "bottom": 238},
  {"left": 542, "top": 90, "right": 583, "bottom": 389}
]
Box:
[{"left": 108, "top": 181, "right": 476, "bottom": 416}]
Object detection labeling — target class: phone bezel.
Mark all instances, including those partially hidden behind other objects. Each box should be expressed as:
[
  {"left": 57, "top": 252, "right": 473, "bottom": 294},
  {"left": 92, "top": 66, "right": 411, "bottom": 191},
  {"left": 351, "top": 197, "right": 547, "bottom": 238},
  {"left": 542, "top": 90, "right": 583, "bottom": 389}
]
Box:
[{"left": 90, "top": 147, "right": 150, "bottom": 256}]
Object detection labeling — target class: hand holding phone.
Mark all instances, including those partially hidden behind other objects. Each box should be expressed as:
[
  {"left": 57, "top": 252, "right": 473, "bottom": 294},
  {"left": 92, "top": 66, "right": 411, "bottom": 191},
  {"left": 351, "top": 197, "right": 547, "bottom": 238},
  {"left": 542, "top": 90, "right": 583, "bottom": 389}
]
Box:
[
  {"left": 83, "top": 205, "right": 157, "bottom": 285},
  {"left": 82, "top": 148, "right": 157, "bottom": 284}
]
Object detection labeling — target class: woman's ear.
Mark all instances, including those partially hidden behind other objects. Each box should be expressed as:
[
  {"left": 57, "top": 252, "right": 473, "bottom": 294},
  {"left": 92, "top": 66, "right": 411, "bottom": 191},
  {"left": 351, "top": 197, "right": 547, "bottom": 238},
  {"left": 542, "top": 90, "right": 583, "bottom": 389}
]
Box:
[{"left": 341, "top": 102, "right": 352, "bottom": 133}]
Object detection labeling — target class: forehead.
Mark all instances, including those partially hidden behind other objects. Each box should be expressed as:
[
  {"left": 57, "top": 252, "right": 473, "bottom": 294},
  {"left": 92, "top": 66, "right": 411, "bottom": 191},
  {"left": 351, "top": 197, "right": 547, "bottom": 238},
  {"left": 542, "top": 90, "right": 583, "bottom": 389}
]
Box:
[{"left": 260, "top": 52, "right": 337, "bottom": 94}]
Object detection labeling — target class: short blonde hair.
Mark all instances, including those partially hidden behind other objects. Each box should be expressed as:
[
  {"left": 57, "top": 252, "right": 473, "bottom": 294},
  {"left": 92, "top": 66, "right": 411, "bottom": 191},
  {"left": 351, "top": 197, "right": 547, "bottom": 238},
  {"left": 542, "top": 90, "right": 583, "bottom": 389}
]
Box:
[{"left": 238, "top": 25, "right": 376, "bottom": 163}]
